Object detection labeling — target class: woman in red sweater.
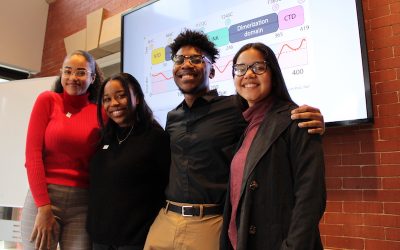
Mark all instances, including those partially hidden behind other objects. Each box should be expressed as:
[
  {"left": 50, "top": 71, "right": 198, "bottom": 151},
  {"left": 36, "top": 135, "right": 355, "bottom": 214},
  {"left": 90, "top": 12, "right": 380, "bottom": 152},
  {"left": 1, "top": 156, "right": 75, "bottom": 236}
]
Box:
[{"left": 22, "top": 50, "right": 103, "bottom": 250}]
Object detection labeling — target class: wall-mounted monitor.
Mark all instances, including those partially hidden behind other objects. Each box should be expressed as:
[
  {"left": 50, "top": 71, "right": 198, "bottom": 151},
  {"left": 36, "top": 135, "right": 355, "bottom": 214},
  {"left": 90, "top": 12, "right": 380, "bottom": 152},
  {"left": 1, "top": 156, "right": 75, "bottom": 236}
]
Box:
[{"left": 122, "top": 0, "right": 373, "bottom": 127}]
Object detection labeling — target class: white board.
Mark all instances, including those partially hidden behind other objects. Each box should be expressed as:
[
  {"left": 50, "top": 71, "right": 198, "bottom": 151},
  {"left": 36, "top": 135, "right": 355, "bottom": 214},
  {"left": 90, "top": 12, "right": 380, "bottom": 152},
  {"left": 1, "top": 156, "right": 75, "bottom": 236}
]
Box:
[{"left": 0, "top": 76, "right": 56, "bottom": 207}]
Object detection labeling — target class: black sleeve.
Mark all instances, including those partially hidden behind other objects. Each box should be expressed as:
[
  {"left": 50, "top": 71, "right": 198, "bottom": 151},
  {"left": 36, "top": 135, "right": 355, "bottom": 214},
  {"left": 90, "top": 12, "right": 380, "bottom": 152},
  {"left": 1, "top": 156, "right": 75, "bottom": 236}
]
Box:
[
  {"left": 153, "top": 128, "right": 171, "bottom": 203},
  {"left": 281, "top": 122, "right": 326, "bottom": 250}
]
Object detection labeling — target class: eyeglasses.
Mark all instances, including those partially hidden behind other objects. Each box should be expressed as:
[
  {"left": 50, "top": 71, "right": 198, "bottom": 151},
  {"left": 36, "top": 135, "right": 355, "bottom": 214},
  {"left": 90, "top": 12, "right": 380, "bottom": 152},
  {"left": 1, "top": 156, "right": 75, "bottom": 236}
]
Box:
[
  {"left": 60, "top": 68, "right": 92, "bottom": 78},
  {"left": 172, "top": 54, "right": 211, "bottom": 65},
  {"left": 232, "top": 61, "right": 269, "bottom": 76}
]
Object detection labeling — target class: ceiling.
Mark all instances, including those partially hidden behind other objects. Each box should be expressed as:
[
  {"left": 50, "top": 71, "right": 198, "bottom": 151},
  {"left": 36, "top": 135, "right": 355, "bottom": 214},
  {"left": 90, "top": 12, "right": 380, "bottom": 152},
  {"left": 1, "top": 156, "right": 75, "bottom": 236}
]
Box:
[{"left": 0, "top": 0, "right": 50, "bottom": 73}]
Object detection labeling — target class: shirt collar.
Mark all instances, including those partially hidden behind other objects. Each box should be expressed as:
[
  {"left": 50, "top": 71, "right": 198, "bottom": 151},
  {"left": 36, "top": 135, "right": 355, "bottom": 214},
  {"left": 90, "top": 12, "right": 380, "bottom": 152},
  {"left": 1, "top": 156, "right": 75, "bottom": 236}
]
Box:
[{"left": 174, "top": 89, "right": 219, "bottom": 110}]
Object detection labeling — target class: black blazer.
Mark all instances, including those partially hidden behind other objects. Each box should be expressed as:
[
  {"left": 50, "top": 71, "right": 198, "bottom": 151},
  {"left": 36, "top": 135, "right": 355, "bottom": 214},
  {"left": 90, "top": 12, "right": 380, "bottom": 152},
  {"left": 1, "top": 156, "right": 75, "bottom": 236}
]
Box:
[{"left": 220, "top": 100, "right": 326, "bottom": 250}]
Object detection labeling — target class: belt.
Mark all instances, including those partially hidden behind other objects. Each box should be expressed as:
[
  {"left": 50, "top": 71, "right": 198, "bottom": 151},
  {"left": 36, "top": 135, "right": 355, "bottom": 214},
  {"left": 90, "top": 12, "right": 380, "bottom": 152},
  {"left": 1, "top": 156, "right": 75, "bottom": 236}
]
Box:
[{"left": 165, "top": 202, "right": 223, "bottom": 217}]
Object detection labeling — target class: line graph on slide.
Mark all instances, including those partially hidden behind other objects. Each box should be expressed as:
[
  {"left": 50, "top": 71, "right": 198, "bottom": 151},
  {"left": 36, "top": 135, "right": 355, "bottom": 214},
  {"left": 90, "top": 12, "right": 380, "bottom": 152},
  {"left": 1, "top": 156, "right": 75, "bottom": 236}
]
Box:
[
  {"left": 273, "top": 38, "right": 308, "bottom": 69},
  {"left": 151, "top": 69, "right": 176, "bottom": 95},
  {"left": 149, "top": 37, "right": 309, "bottom": 95},
  {"left": 211, "top": 38, "right": 309, "bottom": 82},
  {"left": 212, "top": 55, "right": 233, "bottom": 83},
  {"left": 152, "top": 71, "right": 173, "bottom": 82}
]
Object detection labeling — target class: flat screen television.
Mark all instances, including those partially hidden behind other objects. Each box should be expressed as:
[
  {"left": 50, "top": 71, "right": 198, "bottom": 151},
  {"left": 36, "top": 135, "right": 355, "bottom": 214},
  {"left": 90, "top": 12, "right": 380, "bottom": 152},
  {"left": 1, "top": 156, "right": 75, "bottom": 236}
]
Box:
[{"left": 122, "top": 0, "right": 373, "bottom": 127}]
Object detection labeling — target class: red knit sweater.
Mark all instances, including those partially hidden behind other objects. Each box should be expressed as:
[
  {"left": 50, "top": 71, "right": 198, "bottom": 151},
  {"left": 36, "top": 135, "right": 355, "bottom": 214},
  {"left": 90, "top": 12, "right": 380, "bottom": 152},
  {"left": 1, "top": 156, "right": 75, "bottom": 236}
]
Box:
[{"left": 25, "top": 91, "right": 100, "bottom": 207}]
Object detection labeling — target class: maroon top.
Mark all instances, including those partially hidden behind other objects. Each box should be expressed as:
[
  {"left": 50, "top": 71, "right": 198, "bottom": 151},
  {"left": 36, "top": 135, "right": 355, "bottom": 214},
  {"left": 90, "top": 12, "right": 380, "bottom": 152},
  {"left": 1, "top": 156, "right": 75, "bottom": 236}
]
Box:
[{"left": 228, "top": 97, "right": 274, "bottom": 249}]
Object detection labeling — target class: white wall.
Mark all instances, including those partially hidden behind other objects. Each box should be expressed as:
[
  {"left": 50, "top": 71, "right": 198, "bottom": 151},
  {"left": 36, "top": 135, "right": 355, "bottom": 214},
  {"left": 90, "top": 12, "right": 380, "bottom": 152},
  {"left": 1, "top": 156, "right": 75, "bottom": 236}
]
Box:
[
  {"left": 0, "top": 0, "right": 49, "bottom": 73},
  {"left": 0, "top": 77, "right": 56, "bottom": 207}
]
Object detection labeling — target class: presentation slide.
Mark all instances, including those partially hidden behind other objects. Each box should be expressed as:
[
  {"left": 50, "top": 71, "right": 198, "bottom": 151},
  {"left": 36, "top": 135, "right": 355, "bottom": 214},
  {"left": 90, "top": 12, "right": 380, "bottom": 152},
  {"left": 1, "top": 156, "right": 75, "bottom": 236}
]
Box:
[{"left": 123, "top": 0, "right": 372, "bottom": 127}]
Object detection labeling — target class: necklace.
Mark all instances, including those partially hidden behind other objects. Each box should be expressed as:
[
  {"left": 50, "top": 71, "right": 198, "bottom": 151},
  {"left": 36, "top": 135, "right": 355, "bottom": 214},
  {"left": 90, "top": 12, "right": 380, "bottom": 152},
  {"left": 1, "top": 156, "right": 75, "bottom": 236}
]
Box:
[{"left": 116, "top": 125, "right": 134, "bottom": 145}]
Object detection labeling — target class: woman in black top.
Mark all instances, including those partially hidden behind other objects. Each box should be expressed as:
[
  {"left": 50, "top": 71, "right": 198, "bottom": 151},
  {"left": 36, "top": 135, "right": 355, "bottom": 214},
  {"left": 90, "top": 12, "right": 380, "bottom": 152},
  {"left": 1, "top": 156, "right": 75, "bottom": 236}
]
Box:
[
  {"left": 220, "top": 43, "right": 326, "bottom": 250},
  {"left": 87, "top": 73, "right": 170, "bottom": 249}
]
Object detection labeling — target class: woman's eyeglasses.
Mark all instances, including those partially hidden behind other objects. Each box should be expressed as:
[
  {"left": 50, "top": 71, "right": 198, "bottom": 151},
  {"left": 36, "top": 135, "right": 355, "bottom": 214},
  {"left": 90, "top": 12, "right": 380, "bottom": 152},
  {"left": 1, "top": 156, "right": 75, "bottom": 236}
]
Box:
[
  {"left": 60, "top": 68, "right": 92, "bottom": 78},
  {"left": 232, "top": 61, "right": 269, "bottom": 76}
]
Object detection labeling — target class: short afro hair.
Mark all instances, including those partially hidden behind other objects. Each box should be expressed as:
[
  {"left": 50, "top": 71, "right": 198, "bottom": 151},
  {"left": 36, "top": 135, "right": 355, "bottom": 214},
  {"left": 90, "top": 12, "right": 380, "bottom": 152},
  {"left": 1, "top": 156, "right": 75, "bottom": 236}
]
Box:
[{"left": 169, "top": 29, "right": 219, "bottom": 63}]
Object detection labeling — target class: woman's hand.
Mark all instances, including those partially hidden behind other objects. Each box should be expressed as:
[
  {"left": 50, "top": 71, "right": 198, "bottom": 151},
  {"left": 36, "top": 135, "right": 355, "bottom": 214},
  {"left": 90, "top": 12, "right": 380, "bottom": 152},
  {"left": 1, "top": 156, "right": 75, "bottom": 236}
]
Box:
[
  {"left": 291, "top": 105, "right": 325, "bottom": 135},
  {"left": 30, "top": 204, "right": 58, "bottom": 250}
]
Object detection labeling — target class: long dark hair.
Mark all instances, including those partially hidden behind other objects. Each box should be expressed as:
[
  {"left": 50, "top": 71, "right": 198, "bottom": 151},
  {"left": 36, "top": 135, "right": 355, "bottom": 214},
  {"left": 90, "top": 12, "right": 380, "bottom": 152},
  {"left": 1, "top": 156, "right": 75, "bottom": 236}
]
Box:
[
  {"left": 97, "top": 73, "right": 160, "bottom": 141},
  {"left": 52, "top": 50, "right": 103, "bottom": 103},
  {"left": 232, "top": 43, "right": 294, "bottom": 109}
]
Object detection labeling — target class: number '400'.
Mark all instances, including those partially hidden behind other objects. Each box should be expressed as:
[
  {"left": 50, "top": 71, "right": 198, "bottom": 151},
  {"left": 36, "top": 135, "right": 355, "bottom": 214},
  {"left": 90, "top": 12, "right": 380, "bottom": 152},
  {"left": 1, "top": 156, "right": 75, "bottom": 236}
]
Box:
[{"left": 292, "top": 68, "right": 304, "bottom": 75}]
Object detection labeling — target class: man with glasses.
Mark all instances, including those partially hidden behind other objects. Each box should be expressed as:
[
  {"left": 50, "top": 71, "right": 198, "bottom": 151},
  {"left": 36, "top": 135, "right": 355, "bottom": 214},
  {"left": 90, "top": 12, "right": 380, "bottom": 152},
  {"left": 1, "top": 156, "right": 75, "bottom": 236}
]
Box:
[{"left": 144, "top": 29, "right": 324, "bottom": 250}]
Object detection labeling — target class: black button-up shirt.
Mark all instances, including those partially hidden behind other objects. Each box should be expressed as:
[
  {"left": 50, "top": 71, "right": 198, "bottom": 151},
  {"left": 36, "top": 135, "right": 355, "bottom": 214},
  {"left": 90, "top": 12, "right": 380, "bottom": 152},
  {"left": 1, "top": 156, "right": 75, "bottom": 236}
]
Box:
[{"left": 165, "top": 90, "right": 247, "bottom": 204}]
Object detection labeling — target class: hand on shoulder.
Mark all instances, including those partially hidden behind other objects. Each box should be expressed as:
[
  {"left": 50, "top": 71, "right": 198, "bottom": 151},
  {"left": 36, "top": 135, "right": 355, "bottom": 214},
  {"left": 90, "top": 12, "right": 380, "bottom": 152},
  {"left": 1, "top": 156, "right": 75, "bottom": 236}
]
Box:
[{"left": 290, "top": 104, "right": 325, "bottom": 135}]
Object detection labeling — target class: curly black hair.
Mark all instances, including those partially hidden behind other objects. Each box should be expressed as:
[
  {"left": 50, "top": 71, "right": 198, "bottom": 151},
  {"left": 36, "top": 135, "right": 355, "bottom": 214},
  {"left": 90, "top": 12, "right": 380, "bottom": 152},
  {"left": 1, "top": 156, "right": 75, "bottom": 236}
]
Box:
[{"left": 169, "top": 29, "right": 219, "bottom": 63}]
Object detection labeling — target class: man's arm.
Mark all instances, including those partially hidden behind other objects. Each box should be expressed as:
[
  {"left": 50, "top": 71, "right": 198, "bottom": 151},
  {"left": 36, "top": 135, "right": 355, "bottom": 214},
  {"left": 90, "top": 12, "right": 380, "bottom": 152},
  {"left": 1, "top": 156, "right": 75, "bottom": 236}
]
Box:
[{"left": 291, "top": 105, "right": 325, "bottom": 135}]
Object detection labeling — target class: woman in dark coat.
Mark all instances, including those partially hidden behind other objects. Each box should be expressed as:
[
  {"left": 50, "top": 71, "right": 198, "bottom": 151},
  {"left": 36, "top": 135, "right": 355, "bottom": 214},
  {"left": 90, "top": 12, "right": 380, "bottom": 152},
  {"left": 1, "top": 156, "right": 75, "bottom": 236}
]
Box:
[{"left": 220, "top": 43, "right": 326, "bottom": 250}]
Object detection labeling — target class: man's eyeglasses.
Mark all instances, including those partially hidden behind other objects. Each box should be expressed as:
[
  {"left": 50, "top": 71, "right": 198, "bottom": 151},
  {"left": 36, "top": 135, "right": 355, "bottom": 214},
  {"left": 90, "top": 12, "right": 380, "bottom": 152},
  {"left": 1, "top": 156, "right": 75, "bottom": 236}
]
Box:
[
  {"left": 60, "top": 68, "right": 92, "bottom": 78},
  {"left": 172, "top": 54, "right": 211, "bottom": 65},
  {"left": 232, "top": 61, "right": 269, "bottom": 77}
]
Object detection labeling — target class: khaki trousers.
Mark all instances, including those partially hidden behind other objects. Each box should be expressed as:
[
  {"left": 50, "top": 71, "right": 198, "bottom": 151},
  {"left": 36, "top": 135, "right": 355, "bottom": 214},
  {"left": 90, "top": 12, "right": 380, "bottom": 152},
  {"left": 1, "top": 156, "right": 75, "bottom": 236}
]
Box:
[{"left": 144, "top": 204, "right": 223, "bottom": 250}]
